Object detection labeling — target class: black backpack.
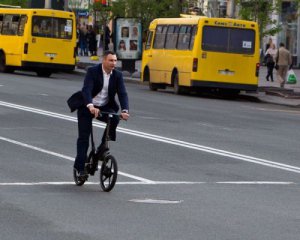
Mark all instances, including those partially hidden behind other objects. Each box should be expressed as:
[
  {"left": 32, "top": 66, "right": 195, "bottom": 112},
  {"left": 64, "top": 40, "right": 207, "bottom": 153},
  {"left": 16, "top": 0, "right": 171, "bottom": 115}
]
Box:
[{"left": 265, "top": 54, "right": 274, "bottom": 64}]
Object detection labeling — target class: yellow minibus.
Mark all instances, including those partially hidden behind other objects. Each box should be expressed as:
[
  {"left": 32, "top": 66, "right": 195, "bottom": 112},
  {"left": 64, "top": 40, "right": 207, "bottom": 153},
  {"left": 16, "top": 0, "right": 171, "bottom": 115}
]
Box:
[
  {"left": 0, "top": 8, "right": 76, "bottom": 77},
  {"left": 141, "top": 16, "right": 260, "bottom": 95}
]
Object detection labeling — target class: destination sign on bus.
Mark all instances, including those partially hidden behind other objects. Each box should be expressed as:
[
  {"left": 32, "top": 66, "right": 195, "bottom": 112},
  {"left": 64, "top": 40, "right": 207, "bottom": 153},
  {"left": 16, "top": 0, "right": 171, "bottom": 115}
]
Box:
[{"left": 213, "top": 21, "right": 246, "bottom": 28}]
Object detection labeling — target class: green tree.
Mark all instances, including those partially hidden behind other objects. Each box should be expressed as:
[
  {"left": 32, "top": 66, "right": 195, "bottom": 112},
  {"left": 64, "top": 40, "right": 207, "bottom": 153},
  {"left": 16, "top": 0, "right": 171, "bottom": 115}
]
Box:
[
  {"left": 110, "top": 0, "right": 186, "bottom": 32},
  {"left": 236, "top": 0, "right": 300, "bottom": 38},
  {"left": 237, "top": 0, "right": 279, "bottom": 38},
  {"left": 0, "top": 0, "right": 28, "bottom": 8}
]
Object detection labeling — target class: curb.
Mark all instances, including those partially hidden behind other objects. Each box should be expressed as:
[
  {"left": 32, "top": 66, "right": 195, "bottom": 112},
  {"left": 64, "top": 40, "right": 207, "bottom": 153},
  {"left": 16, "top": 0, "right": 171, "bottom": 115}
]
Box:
[{"left": 265, "top": 90, "right": 300, "bottom": 99}]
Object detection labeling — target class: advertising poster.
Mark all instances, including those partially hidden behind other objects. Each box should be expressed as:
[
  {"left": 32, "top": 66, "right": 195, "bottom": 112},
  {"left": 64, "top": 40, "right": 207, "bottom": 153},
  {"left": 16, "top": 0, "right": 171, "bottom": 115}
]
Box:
[
  {"left": 68, "top": 0, "right": 89, "bottom": 10},
  {"left": 115, "top": 18, "right": 142, "bottom": 60}
]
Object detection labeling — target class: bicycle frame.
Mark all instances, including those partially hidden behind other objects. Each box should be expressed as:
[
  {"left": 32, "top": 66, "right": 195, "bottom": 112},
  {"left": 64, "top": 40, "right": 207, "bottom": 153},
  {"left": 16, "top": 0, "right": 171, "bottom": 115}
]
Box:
[{"left": 74, "top": 111, "right": 120, "bottom": 191}]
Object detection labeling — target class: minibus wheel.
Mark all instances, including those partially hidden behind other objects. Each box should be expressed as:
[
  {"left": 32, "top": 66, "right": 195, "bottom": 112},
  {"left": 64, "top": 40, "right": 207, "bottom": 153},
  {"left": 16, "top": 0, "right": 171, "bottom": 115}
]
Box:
[
  {"left": 0, "top": 52, "right": 6, "bottom": 72},
  {"left": 0, "top": 52, "right": 13, "bottom": 73},
  {"left": 173, "top": 72, "right": 183, "bottom": 95},
  {"left": 144, "top": 68, "right": 158, "bottom": 91}
]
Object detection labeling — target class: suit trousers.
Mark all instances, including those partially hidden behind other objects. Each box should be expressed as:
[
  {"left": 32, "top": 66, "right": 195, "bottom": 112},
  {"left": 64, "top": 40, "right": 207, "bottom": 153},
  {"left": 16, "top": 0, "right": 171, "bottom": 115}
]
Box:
[
  {"left": 277, "top": 65, "right": 289, "bottom": 88},
  {"left": 74, "top": 105, "right": 119, "bottom": 171}
]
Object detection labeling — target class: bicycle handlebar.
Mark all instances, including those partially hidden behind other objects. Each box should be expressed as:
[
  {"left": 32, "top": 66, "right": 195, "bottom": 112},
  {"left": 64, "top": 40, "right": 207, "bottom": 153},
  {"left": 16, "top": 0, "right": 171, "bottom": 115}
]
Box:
[{"left": 98, "top": 111, "right": 127, "bottom": 120}]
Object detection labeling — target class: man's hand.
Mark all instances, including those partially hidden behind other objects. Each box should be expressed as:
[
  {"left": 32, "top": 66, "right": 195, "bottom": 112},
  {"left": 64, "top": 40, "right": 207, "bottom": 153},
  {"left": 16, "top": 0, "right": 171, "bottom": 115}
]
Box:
[
  {"left": 88, "top": 105, "right": 100, "bottom": 118},
  {"left": 120, "top": 112, "right": 129, "bottom": 121}
]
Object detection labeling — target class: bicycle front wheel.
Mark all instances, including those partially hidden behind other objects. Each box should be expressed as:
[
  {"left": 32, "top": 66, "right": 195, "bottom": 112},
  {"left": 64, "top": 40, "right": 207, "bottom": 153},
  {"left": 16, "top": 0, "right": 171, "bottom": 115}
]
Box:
[{"left": 100, "top": 155, "right": 118, "bottom": 192}]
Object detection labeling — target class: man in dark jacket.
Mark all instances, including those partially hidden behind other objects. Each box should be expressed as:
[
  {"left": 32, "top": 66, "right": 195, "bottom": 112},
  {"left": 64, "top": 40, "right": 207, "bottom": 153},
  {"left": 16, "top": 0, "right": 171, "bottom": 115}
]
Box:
[{"left": 74, "top": 51, "right": 129, "bottom": 177}]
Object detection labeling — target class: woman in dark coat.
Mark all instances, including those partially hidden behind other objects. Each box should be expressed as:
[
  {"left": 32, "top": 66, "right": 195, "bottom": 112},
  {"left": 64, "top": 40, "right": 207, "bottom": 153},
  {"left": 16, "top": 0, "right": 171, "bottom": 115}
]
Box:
[{"left": 87, "top": 26, "right": 97, "bottom": 56}]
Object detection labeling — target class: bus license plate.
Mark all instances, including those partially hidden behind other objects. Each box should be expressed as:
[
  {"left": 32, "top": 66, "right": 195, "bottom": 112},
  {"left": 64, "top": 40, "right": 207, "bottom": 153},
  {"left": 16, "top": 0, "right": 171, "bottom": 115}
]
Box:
[
  {"left": 218, "top": 70, "right": 234, "bottom": 76},
  {"left": 45, "top": 53, "right": 57, "bottom": 58}
]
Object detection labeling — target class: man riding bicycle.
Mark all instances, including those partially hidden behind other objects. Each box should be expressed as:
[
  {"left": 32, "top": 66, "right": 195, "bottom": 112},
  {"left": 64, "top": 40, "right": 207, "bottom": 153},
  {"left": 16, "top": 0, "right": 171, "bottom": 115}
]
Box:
[{"left": 73, "top": 51, "right": 129, "bottom": 178}]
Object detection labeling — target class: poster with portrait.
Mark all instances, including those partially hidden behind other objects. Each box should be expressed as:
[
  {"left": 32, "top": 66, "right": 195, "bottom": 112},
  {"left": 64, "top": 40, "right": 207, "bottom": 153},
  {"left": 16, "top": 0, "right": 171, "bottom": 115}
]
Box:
[{"left": 115, "top": 18, "right": 142, "bottom": 60}]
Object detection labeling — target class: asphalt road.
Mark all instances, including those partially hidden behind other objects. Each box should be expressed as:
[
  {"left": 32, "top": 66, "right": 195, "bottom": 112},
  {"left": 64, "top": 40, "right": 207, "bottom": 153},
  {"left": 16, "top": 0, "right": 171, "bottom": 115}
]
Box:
[{"left": 1, "top": 71, "right": 300, "bottom": 240}]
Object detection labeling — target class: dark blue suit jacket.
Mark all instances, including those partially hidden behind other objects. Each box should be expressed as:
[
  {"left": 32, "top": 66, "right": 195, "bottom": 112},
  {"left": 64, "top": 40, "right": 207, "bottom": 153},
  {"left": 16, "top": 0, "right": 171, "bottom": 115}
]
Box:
[{"left": 81, "top": 64, "right": 129, "bottom": 112}]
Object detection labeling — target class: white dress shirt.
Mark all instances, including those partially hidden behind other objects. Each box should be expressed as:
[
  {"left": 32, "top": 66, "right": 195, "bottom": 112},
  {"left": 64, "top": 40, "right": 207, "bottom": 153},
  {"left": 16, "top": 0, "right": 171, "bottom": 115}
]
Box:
[{"left": 88, "top": 66, "right": 112, "bottom": 107}]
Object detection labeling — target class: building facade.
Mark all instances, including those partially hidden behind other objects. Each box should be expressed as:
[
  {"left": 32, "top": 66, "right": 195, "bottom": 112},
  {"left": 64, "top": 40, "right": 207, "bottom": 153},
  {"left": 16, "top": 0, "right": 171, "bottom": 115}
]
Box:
[{"left": 271, "top": 0, "right": 299, "bottom": 66}]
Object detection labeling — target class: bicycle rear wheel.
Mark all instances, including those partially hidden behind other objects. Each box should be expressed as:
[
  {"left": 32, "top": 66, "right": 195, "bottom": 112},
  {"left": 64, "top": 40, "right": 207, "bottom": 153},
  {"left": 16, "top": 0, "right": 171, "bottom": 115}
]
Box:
[{"left": 100, "top": 154, "right": 118, "bottom": 192}]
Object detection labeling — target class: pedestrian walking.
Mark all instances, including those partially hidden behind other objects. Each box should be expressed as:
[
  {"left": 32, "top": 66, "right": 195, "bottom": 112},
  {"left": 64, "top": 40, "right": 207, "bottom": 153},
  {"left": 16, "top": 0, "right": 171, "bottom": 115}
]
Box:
[
  {"left": 265, "top": 37, "right": 273, "bottom": 53},
  {"left": 79, "top": 23, "right": 88, "bottom": 56},
  {"left": 275, "top": 42, "right": 292, "bottom": 88},
  {"left": 265, "top": 43, "right": 277, "bottom": 82},
  {"left": 79, "top": 30, "right": 88, "bottom": 56},
  {"left": 75, "top": 24, "right": 80, "bottom": 56}
]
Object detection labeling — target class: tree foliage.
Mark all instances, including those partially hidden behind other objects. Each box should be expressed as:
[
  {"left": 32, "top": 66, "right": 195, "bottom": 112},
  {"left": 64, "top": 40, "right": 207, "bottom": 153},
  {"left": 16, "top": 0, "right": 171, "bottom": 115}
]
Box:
[
  {"left": 236, "top": 0, "right": 300, "bottom": 38},
  {"left": 109, "top": 0, "right": 185, "bottom": 31},
  {"left": 0, "top": 0, "right": 28, "bottom": 8},
  {"left": 237, "top": 0, "right": 279, "bottom": 38}
]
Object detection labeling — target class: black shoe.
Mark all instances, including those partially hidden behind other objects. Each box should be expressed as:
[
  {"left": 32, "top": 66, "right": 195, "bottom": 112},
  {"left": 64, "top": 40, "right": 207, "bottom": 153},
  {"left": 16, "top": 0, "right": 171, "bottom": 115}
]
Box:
[
  {"left": 74, "top": 167, "right": 88, "bottom": 181},
  {"left": 78, "top": 170, "right": 88, "bottom": 179},
  {"left": 266, "top": 77, "right": 269, "bottom": 81}
]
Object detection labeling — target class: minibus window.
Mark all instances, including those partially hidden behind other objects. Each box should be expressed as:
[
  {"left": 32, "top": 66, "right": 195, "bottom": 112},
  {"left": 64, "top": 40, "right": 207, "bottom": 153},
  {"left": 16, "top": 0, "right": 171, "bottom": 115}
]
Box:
[
  {"left": 229, "top": 28, "right": 255, "bottom": 54},
  {"left": 2, "top": 14, "right": 19, "bottom": 35},
  {"left": 145, "top": 31, "right": 153, "bottom": 50},
  {"left": 153, "top": 25, "right": 167, "bottom": 49},
  {"left": 165, "top": 25, "right": 179, "bottom": 49},
  {"left": 177, "top": 25, "right": 191, "bottom": 50},
  {"left": 202, "top": 26, "right": 228, "bottom": 52},
  {"left": 189, "top": 25, "right": 197, "bottom": 50},
  {"left": 32, "top": 16, "right": 73, "bottom": 39},
  {"left": 18, "top": 15, "right": 27, "bottom": 36},
  {"left": 202, "top": 26, "right": 255, "bottom": 54}
]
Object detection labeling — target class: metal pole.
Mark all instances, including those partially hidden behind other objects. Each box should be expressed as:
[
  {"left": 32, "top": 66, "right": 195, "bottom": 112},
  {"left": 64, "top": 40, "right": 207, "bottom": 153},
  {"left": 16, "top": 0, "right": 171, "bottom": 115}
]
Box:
[
  {"left": 45, "top": 0, "right": 51, "bottom": 8},
  {"left": 64, "top": 0, "right": 69, "bottom": 11},
  {"left": 210, "top": 0, "right": 219, "bottom": 17},
  {"left": 103, "top": 17, "right": 106, "bottom": 55},
  {"left": 230, "top": 0, "right": 236, "bottom": 18}
]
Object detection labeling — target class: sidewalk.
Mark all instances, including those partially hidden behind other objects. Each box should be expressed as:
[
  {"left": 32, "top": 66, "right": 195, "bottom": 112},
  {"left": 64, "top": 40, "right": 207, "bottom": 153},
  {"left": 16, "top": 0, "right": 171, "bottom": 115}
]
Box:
[
  {"left": 75, "top": 55, "right": 300, "bottom": 107},
  {"left": 251, "top": 66, "right": 300, "bottom": 107}
]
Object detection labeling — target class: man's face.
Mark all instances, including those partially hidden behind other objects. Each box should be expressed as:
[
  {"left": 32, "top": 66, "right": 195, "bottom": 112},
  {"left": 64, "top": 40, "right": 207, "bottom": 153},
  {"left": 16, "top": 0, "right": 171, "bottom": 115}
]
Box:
[
  {"left": 123, "top": 28, "right": 128, "bottom": 36},
  {"left": 103, "top": 54, "right": 117, "bottom": 73}
]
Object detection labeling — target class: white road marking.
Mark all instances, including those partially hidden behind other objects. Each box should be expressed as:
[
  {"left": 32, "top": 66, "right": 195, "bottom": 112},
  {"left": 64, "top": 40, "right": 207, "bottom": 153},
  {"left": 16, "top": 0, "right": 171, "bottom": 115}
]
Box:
[
  {"left": 1, "top": 100, "right": 300, "bottom": 174},
  {"left": 216, "top": 181, "right": 295, "bottom": 185},
  {"left": 0, "top": 181, "right": 295, "bottom": 186},
  {"left": 0, "top": 136, "right": 155, "bottom": 184},
  {"left": 256, "top": 107, "right": 300, "bottom": 114},
  {"left": 129, "top": 199, "right": 183, "bottom": 204}
]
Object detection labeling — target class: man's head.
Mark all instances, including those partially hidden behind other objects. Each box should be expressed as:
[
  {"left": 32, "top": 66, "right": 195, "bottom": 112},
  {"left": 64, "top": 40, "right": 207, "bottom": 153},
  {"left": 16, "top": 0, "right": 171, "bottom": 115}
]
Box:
[
  {"left": 102, "top": 51, "right": 117, "bottom": 73},
  {"left": 279, "top": 42, "right": 285, "bottom": 47},
  {"left": 122, "top": 27, "right": 129, "bottom": 37}
]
